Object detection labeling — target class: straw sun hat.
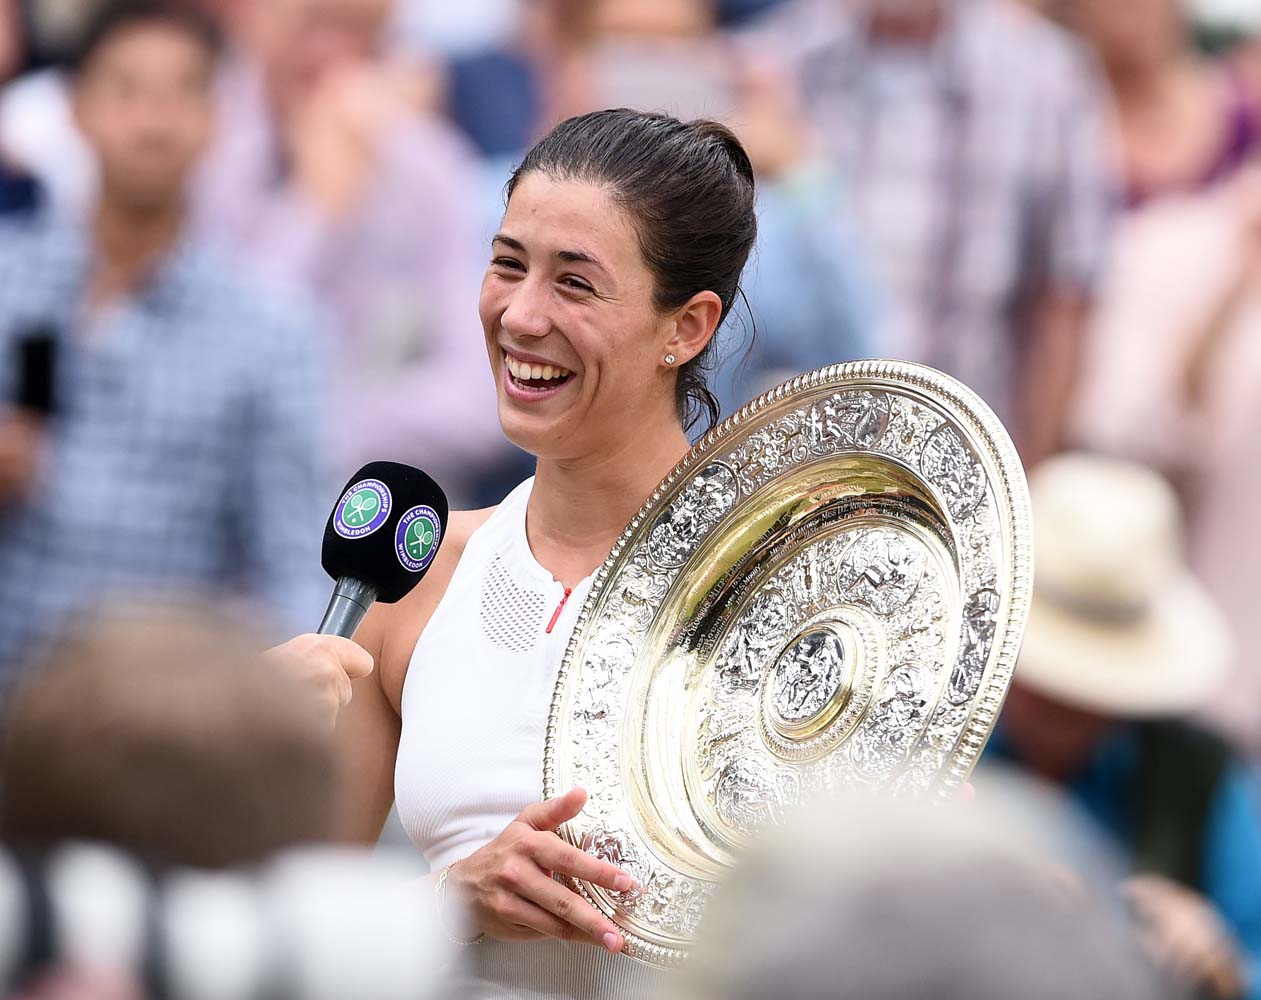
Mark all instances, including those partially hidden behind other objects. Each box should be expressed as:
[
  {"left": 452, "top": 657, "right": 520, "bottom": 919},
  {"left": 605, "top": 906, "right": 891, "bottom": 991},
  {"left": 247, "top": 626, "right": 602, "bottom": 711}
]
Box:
[{"left": 1016, "top": 453, "right": 1232, "bottom": 717}]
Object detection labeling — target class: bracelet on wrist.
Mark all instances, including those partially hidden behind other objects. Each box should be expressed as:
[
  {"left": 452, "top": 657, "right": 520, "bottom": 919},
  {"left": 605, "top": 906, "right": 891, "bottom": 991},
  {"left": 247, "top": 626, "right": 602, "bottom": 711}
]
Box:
[{"left": 435, "top": 862, "right": 485, "bottom": 945}]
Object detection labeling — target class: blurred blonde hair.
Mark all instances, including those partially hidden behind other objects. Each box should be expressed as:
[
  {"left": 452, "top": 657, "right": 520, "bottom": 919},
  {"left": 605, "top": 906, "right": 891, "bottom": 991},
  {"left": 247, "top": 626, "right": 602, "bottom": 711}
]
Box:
[{"left": 0, "top": 604, "right": 336, "bottom": 869}]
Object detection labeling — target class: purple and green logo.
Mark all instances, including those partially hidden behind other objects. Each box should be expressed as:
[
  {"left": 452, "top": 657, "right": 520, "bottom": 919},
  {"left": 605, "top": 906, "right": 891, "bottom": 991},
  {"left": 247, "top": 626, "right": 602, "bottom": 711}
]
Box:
[
  {"left": 396, "top": 504, "right": 441, "bottom": 572},
  {"left": 334, "top": 479, "right": 392, "bottom": 539}
]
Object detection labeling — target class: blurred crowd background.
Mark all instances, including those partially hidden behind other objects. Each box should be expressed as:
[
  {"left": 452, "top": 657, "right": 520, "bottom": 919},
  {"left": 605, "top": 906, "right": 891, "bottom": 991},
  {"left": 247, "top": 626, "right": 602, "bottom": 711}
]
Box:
[{"left": 2, "top": 0, "right": 1261, "bottom": 997}]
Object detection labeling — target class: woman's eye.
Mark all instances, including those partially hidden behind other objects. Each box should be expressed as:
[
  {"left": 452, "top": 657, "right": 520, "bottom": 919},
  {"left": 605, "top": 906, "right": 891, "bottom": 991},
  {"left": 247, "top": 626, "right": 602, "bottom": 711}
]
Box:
[
  {"left": 561, "top": 276, "right": 594, "bottom": 293},
  {"left": 491, "top": 257, "right": 524, "bottom": 272}
]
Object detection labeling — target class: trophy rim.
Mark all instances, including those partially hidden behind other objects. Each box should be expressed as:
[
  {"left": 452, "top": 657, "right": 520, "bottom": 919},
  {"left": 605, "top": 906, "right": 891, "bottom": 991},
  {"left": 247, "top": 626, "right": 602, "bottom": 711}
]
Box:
[{"left": 542, "top": 359, "right": 1034, "bottom": 967}]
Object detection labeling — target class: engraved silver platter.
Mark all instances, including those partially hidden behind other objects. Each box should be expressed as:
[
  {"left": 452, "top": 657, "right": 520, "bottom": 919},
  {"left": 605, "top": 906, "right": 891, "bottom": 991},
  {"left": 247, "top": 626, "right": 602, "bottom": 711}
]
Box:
[{"left": 542, "top": 361, "right": 1033, "bottom": 967}]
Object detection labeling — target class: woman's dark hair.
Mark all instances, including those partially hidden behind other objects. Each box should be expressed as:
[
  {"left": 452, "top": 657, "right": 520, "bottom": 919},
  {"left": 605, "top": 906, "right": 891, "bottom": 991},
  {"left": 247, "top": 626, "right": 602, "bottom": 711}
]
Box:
[{"left": 507, "top": 109, "right": 757, "bottom": 433}]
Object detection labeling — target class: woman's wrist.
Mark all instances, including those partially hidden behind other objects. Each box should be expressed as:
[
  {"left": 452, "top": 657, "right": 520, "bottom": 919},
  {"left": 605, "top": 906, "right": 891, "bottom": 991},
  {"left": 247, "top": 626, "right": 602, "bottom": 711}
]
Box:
[{"left": 434, "top": 860, "right": 484, "bottom": 945}]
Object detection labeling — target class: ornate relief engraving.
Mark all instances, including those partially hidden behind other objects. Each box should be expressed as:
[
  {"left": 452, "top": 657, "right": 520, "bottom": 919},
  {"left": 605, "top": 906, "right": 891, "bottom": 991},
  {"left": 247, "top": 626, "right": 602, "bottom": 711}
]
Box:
[
  {"left": 544, "top": 362, "right": 1033, "bottom": 967},
  {"left": 770, "top": 628, "right": 848, "bottom": 726}
]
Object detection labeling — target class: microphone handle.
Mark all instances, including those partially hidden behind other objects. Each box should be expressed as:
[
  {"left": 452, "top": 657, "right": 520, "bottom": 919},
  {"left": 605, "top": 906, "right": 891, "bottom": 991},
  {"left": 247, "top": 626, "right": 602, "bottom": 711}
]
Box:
[{"left": 317, "top": 578, "right": 379, "bottom": 639}]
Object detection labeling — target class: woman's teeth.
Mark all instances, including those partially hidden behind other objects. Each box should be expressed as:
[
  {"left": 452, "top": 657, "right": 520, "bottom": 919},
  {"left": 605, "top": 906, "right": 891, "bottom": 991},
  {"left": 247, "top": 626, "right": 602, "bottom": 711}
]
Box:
[{"left": 505, "top": 354, "right": 572, "bottom": 382}]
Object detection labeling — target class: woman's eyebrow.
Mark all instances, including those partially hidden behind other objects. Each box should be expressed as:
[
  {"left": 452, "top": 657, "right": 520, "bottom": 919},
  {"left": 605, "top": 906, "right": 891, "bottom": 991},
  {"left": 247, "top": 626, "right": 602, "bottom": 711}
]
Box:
[
  {"left": 557, "top": 249, "right": 607, "bottom": 271},
  {"left": 493, "top": 234, "right": 607, "bottom": 272},
  {"left": 491, "top": 233, "right": 526, "bottom": 252}
]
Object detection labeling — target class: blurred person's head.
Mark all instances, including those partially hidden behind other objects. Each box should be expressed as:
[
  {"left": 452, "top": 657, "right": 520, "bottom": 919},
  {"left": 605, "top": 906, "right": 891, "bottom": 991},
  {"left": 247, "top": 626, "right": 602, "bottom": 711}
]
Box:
[
  {"left": 0, "top": 605, "right": 337, "bottom": 870},
  {"left": 1005, "top": 453, "right": 1231, "bottom": 776},
  {"left": 678, "top": 791, "right": 1168, "bottom": 1000},
  {"left": 863, "top": 0, "right": 942, "bottom": 11},
  {"left": 483, "top": 109, "right": 756, "bottom": 458},
  {"left": 861, "top": 0, "right": 946, "bottom": 43},
  {"left": 1064, "top": 0, "right": 1189, "bottom": 78},
  {"left": 69, "top": 0, "right": 221, "bottom": 216},
  {"left": 568, "top": 0, "right": 740, "bottom": 124},
  {"left": 243, "top": 0, "right": 394, "bottom": 119},
  {"left": 0, "top": 0, "right": 22, "bottom": 81},
  {"left": 588, "top": 0, "right": 715, "bottom": 38}
]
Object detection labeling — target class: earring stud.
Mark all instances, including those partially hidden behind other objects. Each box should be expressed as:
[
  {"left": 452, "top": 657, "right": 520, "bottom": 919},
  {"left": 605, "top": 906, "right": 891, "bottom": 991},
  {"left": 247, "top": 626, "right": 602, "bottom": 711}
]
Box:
[{"left": 665, "top": 353, "right": 676, "bottom": 365}]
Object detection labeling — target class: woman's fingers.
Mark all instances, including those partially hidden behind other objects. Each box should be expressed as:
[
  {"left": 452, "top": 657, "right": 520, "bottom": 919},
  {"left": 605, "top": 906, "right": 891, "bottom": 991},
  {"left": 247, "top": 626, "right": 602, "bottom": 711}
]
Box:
[
  {"left": 516, "top": 787, "right": 588, "bottom": 833},
  {"left": 465, "top": 793, "right": 632, "bottom": 950},
  {"left": 494, "top": 894, "right": 602, "bottom": 947},
  {"left": 531, "top": 835, "right": 637, "bottom": 893},
  {"left": 518, "top": 867, "right": 625, "bottom": 952}
]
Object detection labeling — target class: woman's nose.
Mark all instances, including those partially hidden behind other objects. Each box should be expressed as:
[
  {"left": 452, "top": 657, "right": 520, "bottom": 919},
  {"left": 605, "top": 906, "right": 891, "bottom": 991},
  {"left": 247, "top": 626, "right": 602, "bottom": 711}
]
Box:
[{"left": 500, "top": 281, "right": 552, "bottom": 340}]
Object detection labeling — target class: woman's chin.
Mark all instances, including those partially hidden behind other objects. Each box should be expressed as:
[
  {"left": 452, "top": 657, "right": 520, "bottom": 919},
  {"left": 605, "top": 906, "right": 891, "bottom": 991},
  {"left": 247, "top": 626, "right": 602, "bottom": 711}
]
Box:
[{"left": 498, "top": 405, "right": 566, "bottom": 458}]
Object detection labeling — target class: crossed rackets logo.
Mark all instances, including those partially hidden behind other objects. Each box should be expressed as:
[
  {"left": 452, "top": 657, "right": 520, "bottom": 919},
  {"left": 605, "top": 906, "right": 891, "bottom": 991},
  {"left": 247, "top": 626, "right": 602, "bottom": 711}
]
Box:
[{"left": 343, "top": 488, "right": 380, "bottom": 526}]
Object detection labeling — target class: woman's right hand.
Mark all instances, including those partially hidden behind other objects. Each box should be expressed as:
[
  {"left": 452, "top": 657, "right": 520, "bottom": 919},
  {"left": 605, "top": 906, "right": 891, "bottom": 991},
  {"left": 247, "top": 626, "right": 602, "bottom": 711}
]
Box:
[
  {"left": 263, "top": 633, "right": 374, "bottom": 726},
  {"left": 448, "top": 788, "right": 637, "bottom": 953}
]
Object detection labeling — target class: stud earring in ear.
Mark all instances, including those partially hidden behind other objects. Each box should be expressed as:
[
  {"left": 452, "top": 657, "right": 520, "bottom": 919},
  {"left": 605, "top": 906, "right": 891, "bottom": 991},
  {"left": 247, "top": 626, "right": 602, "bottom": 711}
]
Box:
[{"left": 665, "top": 353, "right": 677, "bottom": 365}]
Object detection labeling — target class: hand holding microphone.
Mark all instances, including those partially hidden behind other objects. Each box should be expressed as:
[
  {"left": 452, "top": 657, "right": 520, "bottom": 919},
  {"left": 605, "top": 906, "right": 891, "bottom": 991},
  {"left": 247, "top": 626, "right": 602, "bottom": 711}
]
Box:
[
  {"left": 264, "top": 633, "right": 375, "bottom": 724},
  {"left": 0, "top": 325, "right": 57, "bottom": 503},
  {"left": 268, "top": 462, "right": 448, "bottom": 725}
]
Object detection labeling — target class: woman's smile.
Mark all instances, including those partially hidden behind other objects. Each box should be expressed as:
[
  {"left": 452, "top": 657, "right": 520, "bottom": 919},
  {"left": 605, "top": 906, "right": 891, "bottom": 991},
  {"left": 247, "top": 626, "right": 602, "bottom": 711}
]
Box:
[{"left": 502, "top": 347, "right": 577, "bottom": 402}]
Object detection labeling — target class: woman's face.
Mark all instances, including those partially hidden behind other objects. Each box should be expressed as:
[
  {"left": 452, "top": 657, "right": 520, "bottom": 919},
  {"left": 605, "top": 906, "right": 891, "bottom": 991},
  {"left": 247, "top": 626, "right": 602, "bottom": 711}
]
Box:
[{"left": 480, "top": 173, "right": 679, "bottom": 459}]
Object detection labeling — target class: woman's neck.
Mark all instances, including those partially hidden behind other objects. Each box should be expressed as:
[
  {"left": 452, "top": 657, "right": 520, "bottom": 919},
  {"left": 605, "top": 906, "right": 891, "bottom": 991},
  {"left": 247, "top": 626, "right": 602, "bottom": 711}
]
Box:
[{"left": 527, "top": 420, "right": 692, "bottom": 589}]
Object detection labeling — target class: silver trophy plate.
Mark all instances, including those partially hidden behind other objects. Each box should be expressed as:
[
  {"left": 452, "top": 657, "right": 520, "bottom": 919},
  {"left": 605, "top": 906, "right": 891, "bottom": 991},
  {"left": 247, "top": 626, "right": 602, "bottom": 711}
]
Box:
[{"left": 543, "top": 361, "right": 1033, "bottom": 966}]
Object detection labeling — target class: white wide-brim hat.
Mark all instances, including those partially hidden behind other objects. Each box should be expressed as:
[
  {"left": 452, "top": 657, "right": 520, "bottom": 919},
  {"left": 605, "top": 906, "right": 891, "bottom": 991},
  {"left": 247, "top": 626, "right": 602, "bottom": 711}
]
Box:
[{"left": 1015, "top": 453, "right": 1232, "bottom": 717}]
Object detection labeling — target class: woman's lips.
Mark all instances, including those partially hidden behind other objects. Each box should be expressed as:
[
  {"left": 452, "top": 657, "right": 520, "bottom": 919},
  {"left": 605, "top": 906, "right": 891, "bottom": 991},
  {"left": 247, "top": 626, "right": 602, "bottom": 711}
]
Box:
[
  {"left": 502, "top": 363, "right": 574, "bottom": 403},
  {"left": 501, "top": 348, "right": 575, "bottom": 403}
]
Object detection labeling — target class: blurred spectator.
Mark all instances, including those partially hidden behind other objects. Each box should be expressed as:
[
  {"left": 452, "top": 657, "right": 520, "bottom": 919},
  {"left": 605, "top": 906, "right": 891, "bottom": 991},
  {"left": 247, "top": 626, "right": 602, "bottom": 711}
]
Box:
[
  {"left": 0, "top": 0, "right": 108, "bottom": 217},
  {"left": 442, "top": 0, "right": 791, "bottom": 158},
  {"left": 452, "top": 0, "right": 876, "bottom": 424},
  {"left": 1065, "top": 0, "right": 1260, "bottom": 206},
  {"left": 444, "top": 0, "right": 592, "bottom": 159},
  {"left": 0, "top": 0, "right": 329, "bottom": 674},
  {"left": 194, "top": 0, "right": 505, "bottom": 501},
  {"left": 678, "top": 790, "right": 1170, "bottom": 1000},
  {"left": 746, "top": 0, "right": 1115, "bottom": 463},
  {"left": 716, "top": 52, "right": 878, "bottom": 412},
  {"left": 1066, "top": 1, "right": 1261, "bottom": 751},
  {"left": 1071, "top": 171, "right": 1261, "bottom": 751},
  {"left": 0, "top": 604, "right": 347, "bottom": 1000},
  {"left": 0, "top": 605, "right": 336, "bottom": 869},
  {"left": 989, "top": 453, "right": 1261, "bottom": 1000},
  {"left": 0, "top": 0, "right": 43, "bottom": 215},
  {"left": 0, "top": 1, "right": 18, "bottom": 81},
  {"left": 0, "top": 1, "right": 242, "bottom": 216},
  {"left": 394, "top": 0, "right": 520, "bottom": 58}
]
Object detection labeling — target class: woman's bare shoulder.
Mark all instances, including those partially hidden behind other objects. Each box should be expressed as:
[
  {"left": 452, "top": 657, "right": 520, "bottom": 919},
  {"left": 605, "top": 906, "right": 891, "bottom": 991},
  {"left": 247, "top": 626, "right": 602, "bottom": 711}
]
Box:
[
  {"left": 373, "top": 506, "right": 497, "bottom": 710},
  {"left": 445, "top": 507, "right": 498, "bottom": 547}
]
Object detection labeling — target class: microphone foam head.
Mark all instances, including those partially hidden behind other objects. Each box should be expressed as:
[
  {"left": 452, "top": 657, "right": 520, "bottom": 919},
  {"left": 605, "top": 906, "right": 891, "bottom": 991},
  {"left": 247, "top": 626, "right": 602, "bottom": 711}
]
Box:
[{"left": 321, "top": 462, "right": 449, "bottom": 604}]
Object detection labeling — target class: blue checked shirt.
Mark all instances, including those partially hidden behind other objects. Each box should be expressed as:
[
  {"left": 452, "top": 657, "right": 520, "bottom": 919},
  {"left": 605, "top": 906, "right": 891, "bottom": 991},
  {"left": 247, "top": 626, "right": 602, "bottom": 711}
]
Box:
[{"left": 0, "top": 216, "right": 331, "bottom": 672}]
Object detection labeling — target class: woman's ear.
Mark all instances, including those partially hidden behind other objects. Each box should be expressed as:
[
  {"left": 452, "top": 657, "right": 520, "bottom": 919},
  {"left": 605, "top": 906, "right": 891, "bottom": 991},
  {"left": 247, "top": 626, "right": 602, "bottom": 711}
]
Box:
[{"left": 663, "top": 290, "right": 724, "bottom": 368}]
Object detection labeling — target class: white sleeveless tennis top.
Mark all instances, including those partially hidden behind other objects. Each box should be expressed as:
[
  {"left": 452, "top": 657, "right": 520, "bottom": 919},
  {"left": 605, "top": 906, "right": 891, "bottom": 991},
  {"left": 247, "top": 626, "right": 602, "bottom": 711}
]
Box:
[{"left": 395, "top": 477, "right": 665, "bottom": 999}]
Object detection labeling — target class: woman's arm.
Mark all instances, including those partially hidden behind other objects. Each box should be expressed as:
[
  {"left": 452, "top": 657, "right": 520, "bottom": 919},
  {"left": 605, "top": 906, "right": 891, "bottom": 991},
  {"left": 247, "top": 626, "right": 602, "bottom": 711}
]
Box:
[
  {"left": 330, "top": 602, "right": 402, "bottom": 843},
  {"left": 327, "top": 507, "right": 496, "bottom": 844}
]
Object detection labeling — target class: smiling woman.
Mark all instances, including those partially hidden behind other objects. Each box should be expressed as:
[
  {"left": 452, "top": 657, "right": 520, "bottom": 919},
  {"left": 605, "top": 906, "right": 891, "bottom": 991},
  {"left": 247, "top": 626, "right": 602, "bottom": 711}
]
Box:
[
  {"left": 267, "top": 109, "right": 759, "bottom": 999},
  {"left": 491, "top": 111, "right": 756, "bottom": 429}
]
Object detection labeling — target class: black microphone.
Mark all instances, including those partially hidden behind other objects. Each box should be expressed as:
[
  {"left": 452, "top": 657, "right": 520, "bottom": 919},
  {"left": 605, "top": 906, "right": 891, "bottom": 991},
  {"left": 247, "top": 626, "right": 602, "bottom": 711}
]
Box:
[
  {"left": 13, "top": 325, "right": 58, "bottom": 417},
  {"left": 317, "top": 462, "right": 448, "bottom": 638}
]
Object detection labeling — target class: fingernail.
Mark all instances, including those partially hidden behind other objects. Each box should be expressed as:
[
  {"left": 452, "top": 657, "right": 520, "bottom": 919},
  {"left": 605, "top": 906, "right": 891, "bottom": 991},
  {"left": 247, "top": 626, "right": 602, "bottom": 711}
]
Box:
[
  {"left": 603, "top": 932, "right": 621, "bottom": 951},
  {"left": 613, "top": 874, "right": 632, "bottom": 892}
]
